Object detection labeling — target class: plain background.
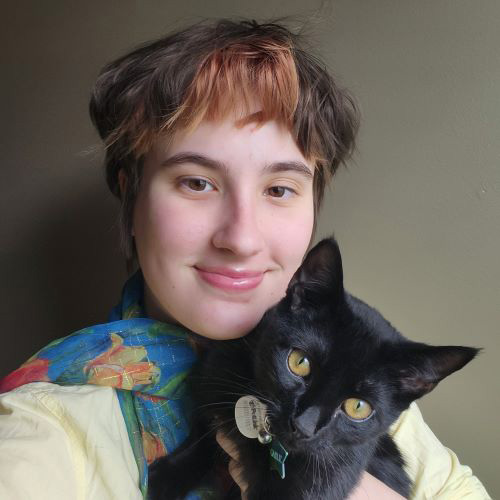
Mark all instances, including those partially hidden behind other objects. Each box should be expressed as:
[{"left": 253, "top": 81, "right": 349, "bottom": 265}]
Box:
[{"left": 1, "top": 1, "right": 498, "bottom": 496}]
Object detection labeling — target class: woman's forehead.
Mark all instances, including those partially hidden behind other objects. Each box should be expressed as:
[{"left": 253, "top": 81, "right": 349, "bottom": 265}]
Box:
[
  {"left": 166, "top": 116, "right": 302, "bottom": 156},
  {"left": 151, "top": 118, "right": 312, "bottom": 171}
]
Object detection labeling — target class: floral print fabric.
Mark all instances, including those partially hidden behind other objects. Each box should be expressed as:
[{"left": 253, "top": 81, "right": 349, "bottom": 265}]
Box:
[{"left": 0, "top": 271, "right": 201, "bottom": 499}]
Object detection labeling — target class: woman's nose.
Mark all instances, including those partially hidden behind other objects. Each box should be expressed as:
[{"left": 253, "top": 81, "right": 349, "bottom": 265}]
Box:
[{"left": 211, "top": 196, "right": 265, "bottom": 258}]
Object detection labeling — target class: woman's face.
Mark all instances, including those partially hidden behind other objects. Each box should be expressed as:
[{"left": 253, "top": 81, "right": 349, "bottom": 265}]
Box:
[{"left": 132, "top": 115, "right": 315, "bottom": 339}]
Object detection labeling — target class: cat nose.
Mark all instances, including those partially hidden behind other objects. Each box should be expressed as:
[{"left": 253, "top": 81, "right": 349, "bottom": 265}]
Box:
[{"left": 290, "top": 406, "right": 321, "bottom": 438}]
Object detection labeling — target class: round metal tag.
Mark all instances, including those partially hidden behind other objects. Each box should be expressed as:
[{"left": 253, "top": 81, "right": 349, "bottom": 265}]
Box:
[{"left": 234, "top": 395, "right": 268, "bottom": 439}]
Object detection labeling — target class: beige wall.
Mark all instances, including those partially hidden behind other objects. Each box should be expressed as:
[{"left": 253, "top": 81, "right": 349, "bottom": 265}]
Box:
[{"left": 2, "top": 1, "right": 498, "bottom": 495}]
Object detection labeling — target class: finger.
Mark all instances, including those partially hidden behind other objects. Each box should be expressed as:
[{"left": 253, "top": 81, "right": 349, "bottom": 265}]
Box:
[
  {"left": 215, "top": 430, "right": 240, "bottom": 461},
  {"left": 228, "top": 458, "right": 249, "bottom": 495},
  {"left": 215, "top": 432, "right": 250, "bottom": 498}
]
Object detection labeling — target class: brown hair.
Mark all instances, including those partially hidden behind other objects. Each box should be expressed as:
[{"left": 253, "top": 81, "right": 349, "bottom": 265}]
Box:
[{"left": 89, "top": 18, "right": 360, "bottom": 263}]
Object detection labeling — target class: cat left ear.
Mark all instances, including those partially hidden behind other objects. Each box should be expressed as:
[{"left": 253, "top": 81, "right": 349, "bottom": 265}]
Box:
[
  {"left": 392, "top": 344, "right": 480, "bottom": 402},
  {"left": 285, "top": 237, "right": 344, "bottom": 312}
]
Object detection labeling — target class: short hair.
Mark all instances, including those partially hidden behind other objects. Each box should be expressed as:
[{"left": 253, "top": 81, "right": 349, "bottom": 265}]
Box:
[{"left": 89, "top": 18, "right": 360, "bottom": 264}]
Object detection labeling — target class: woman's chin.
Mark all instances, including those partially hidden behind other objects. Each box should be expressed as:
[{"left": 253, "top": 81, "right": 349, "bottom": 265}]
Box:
[{"left": 187, "top": 309, "right": 264, "bottom": 340}]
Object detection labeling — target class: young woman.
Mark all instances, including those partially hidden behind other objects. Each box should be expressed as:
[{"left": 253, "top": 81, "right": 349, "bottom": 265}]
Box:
[{"left": 0, "top": 19, "right": 489, "bottom": 499}]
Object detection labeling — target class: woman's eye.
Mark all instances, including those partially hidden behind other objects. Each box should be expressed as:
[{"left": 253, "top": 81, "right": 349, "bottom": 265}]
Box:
[
  {"left": 287, "top": 349, "right": 311, "bottom": 377},
  {"left": 180, "top": 178, "right": 215, "bottom": 193},
  {"left": 266, "top": 186, "right": 296, "bottom": 199},
  {"left": 342, "top": 398, "right": 373, "bottom": 421}
]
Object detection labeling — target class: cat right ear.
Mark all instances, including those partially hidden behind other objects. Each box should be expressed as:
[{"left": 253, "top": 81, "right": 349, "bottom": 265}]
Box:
[
  {"left": 391, "top": 344, "right": 480, "bottom": 403},
  {"left": 285, "top": 237, "right": 344, "bottom": 313}
]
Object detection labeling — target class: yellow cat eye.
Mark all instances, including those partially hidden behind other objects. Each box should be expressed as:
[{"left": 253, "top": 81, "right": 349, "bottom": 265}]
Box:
[
  {"left": 287, "top": 349, "right": 311, "bottom": 377},
  {"left": 342, "top": 398, "right": 373, "bottom": 420}
]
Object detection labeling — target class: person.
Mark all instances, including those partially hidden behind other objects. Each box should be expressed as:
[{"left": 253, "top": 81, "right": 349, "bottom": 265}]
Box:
[{"left": 0, "top": 18, "right": 490, "bottom": 500}]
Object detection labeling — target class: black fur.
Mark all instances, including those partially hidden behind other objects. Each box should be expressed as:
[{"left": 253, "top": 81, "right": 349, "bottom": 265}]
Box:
[{"left": 149, "top": 237, "right": 478, "bottom": 500}]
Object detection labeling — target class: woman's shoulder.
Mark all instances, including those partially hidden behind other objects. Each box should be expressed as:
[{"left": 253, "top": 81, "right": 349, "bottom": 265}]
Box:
[
  {"left": 0, "top": 382, "right": 142, "bottom": 500},
  {"left": 389, "top": 403, "right": 491, "bottom": 499},
  {"left": 1, "top": 380, "right": 116, "bottom": 403}
]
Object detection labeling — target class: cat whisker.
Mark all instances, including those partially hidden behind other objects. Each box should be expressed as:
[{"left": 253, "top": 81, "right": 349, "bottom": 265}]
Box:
[
  {"left": 303, "top": 453, "right": 313, "bottom": 496},
  {"left": 178, "top": 417, "right": 236, "bottom": 454},
  {"left": 320, "top": 450, "right": 332, "bottom": 495},
  {"left": 314, "top": 455, "right": 320, "bottom": 493},
  {"left": 198, "top": 389, "right": 277, "bottom": 415},
  {"left": 194, "top": 401, "right": 237, "bottom": 411},
  {"left": 217, "top": 382, "right": 273, "bottom": 405},
  {"left": 193, "top": 374, "right": 274, "bottom": 404},
  {"left": 219, "top": 367, "right": 253, "bottom": 383},
  {"left": 197, "top": 378, "right": 259, "bottom": 395},
  {"left": 201, "top": 390, "right": 249, "bottom": 398}
]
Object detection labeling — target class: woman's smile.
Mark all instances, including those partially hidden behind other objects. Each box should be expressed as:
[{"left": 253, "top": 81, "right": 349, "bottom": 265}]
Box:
[{"left": 194, "top": 266, "right": 265, "bottom": 291}]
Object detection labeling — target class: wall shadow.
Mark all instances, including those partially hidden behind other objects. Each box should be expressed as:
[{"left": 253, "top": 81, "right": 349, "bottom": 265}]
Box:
[{"left": 0, "top": 183, "right": 127, "bottom": 377}]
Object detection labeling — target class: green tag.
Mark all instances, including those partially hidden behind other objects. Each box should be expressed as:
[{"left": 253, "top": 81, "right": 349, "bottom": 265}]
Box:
[{"left": 269, "top": 440, "right": 288, "bottom": 479}]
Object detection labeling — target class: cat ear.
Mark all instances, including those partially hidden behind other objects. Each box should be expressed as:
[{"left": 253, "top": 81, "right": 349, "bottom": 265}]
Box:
[
  {"left": 391, "top": 345, "right": 480, "bottom": 402},
  {"left": 286, "top": 237, "right": 344, "bottom": 312}
]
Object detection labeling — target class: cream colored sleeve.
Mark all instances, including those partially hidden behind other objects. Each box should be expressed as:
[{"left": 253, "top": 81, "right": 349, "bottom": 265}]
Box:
[
  {"left": 0, "top": 382, "right": 142, "bottom": 500},
  {"left": 390, "top": 403, "right": 491, "bottom": 499}
]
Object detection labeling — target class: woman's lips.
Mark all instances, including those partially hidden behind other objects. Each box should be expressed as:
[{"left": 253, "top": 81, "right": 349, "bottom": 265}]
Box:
[{"left": 195, "top": 267, "right": 265, "bottom": 291}]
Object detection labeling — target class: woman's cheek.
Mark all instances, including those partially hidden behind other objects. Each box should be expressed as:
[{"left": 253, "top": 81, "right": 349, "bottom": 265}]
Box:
[
  {"left": 273, "top": 207, "right": 314, "bottom": 260},
  {"left": 148, "top": 196, "right": 211, "bottom": 250}
]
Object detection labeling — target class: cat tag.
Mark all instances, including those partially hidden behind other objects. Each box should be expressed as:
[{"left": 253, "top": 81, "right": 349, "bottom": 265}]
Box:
[
  {"left": 269, "top": 440, "right": 288, "bottom": 479},
  {"left": 235, "top": 396, "right": 268, "bottom": 439}
]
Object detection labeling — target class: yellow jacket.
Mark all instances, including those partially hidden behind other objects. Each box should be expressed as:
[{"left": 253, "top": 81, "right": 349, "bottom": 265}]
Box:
[{"left": 0, "top": 382, "right": 490, "bottom": 499}]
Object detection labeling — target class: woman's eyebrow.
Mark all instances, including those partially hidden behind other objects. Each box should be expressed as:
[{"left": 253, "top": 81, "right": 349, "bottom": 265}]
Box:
[
  {"left": 161, "top": 152, "right": 314, "bottom": 179},
  {"left": 161, "top": 152, "right": 229, "bottom": 174}
]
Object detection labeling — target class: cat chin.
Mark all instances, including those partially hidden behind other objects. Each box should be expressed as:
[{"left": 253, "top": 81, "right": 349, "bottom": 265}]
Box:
[{"left": 275, "top": 433, "right": 331, "bottom": 455}]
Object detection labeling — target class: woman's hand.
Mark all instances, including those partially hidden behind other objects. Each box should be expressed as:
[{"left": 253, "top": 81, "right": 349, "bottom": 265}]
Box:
[
  {"left": 348, "top": 472, "right": 406, "bottom": 499},
  {"left": 216, "top": 430, "right": 249, "bottom": 499},
  {"left": 216, "top": 431, "right": 405, "bottom": 500}
]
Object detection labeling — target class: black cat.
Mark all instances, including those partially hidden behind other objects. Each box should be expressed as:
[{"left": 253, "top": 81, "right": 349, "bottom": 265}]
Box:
[{"left": 148, "top": 237, "right": 478, "bottom": 500}]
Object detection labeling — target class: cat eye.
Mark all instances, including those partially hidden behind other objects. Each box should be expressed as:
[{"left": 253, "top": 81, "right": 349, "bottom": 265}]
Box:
[
  {"left": 342, "top": 398, "right": 373, "bottom": 421},
  {"left": 287, "top": 349, "right": 311, "bottom": 377}
]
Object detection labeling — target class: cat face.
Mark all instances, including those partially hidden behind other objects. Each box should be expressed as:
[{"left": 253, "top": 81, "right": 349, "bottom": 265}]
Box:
[
  {"left": 252, "top": 308, "right": 397, "bottom": 453},
  {"left": 249, "top": 237, "right": 478, "bottom": 454}
]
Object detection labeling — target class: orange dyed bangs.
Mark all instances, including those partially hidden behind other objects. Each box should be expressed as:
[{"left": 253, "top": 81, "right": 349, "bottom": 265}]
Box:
[
  {"left": 121, "top": 39, "right": 305, "bottom": 161},
  {"left": 167, "top": 39, "right": 299, "bottom": 132}
]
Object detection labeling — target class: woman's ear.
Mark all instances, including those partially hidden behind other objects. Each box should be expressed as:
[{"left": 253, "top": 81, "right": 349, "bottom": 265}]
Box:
[
  {"left": 118, "top": 169, "right": 135, "bottom": 237},
  {"left": 118, "top": 169, "right": 127, "bottom": 198}
]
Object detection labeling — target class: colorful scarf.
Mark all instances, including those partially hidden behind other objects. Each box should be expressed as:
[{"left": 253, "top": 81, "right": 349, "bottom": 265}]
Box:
[{"left": 0, "top": 271, "right": 215, "bottom": 499}]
